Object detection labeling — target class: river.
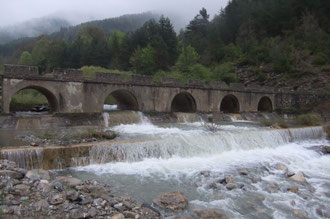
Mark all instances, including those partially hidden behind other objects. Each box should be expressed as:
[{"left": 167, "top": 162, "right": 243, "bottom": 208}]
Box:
[{"left": 57, "top": 112, "right": 330, "bottom": 218}]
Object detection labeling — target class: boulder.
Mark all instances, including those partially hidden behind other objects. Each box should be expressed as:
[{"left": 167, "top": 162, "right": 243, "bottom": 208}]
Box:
[
  {"left": 226, "top": 183, "right": 238, "bottom": 190},
  {"left": 180, "top": 208, "right": 227, "bottom": 219},
  {"left": 274, "top": 163, "right": 288, "bottom": 172},
  {"left": 239, "top": 169, "right": 249, "bottom": 176},
  {"left": 111, "top": 214, "right": 125, "bottom": 219},
  {"left": 289, "top": 172, "right": 306, "bottom": 183},
  {"left": 288, "top": 187, "right": 299, "bottom": 193},
  {"left": 55, "top": 176, "right": 82, "bottom": 187},
  {"left": 0, "top": 170, "right": 24, "bottom": 179},
  {"left": 153, "top": 191, "right": 188, "bottom": 211},
  {"left": 26, "top": 169, "right": 50, "bottom": 181},
  {"left": 225, "top": 176, "right": 234, "bottom": 184}
]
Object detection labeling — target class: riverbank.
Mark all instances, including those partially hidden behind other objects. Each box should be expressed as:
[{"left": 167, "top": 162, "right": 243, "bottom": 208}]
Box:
[{"left": 0, "top": 159, "right": 231, "bottom": 218}]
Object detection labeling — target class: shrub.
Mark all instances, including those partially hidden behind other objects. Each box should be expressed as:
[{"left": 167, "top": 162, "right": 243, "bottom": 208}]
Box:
[
  {"left": 312, "top": 53, "right": 328, "bottom": 65},
  {"left": 297, "top": 114, "right": 322, "bottom": 126},
  {"left": 212, "top": 62, "right": 237, "bottom": 84}
]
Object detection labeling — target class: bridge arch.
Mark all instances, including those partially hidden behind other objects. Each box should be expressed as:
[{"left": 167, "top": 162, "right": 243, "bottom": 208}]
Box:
[
  {"left": 171, "top": 92, "right": 197, "bottom": 112},
  {"left": 9, "top": 85, "right": 59, "bottom": 113},
  {"left": 104, "top": 89, "right": 139, "bottom": 111},
  {"left": 220, "top": 94, "right": 240, "bottom": 113},
  {"left": 258, "top": 96, "right": 273, "bottom": 112}
]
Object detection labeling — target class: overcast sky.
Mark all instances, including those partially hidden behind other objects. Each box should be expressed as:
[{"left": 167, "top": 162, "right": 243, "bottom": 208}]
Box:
[{"left": 0, "top": 0, "right": 229, "bottom": 27}]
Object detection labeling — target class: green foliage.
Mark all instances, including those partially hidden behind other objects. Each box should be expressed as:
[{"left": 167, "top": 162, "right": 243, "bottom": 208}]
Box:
[
  {"left": 18, "top": 51, "right": 33, "bottom": 65},
  {"left": 187, "top": 64, "right": 212, "bottom": 82},
  {"left": 175, "top": 45, "right": 199, "bottom": 73},
  {"left": 312, "top": 53, "right": 328, "bottom": 65},
  {"left": 130, "top": 45, "right": 157, "bottom": 75},
  {"left": 80, "top": 65, "right": 111, "bottom": 77},
  {"left": 212, "top": 62, "right": 237, "bottom": 84},
  {"left": 297, "top": 114, "right": 322, "bottom": 126},
  {"left": 10, "top": 89, "right": 48, "bottom": 111}
]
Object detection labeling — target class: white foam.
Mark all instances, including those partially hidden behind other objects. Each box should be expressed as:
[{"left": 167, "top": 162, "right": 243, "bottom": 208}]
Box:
[{"left": 103, "top": 104, "right": 118, "bottom": 111}]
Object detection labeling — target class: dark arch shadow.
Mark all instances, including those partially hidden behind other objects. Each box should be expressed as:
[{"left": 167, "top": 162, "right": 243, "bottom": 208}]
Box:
[
  {"left": 104, "top": 89, "right": 139, "bottom": 111},
  {"left": 258, "top": 96, "right": 273, "bottom": 112},
  {"left": 220, "top": 94, "right": 240, "bottom": 113},
  {"left": 171, "top": 92, "right": 197, "bottom": 112},
  {"left": 10, "top": 86, "right": 59, "bottom": 113}
]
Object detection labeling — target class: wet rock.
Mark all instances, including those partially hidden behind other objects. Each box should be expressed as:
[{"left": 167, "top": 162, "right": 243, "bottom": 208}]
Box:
[
  {"left": 111, "top": 213, "right": 125, "bottom": 219},
  {"left": 34, "top": 199, "right": 49, "bottom": 212},
  {"left": 53, "top": 181, "right": 64, "bottom": 192},
  {"left": 290, "top": 200, "right": 296, "bottom": 206},
  {"left": 114, "top": 203, "right": 126, "bottom": 212},
  {"left": 30, "top": 142, "right": 39, "bottom": 147},
  {"left": 153, "top": 191, "right": 188, "bottom": 211},
  {"left": 66, "top": 190, "right": 80, "bottom": 202},
  {"left": 14, "top": 184, "right": 30, "bottom": 190},
  {"left": 265, "top": 181, "right": 279, "bottom": 193},
  {"left": 50, "top": 193, "right": 66, "bottom": 205},
  {"left": 239, "top": 169, "right": 249, "bottom": 176},
  {"left": 181, "top": 208, "right": 227, "bottom": 219},
  {"left": 0, "top": 170, "right": 24, "bottom": 179},
  {"left": 200, "top": 171, "right": 211, "bottom": 177},
  {"left": 289, "top": 172, "right": 306, "bottom": 183},
  {"left": 293, "top": 209, "right": 307, "bottom": 218},
  {"left": 274, "top": 163, "right": 288, "bottom": 171},
  {"left": 226, "top": 183, "right": 238, "bottom": 190},
  {"left": 288, "top": 186, "right": 299, "bottom": 193},
  {"left": 26, "top": 169, "right": 50, "bottom": 181},
  {"left": 38, "top": 180, "right": 51, "bottom": 193},
  {"left": 308, "top": 145, "right": 330, "bottom": 155},
  {"left": 225, "top": 176, "right": 234, "bottom": 184},
  {"left": 55, "top": 176, "right": 82, "bottom": 187}
]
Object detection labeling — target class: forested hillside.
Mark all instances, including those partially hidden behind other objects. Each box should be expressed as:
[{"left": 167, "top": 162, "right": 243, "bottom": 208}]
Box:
[
  {"left": 0, "top": 12, "right": 158, "bottom": 66},
  {"left": 1, "top": 0, "right": 329, "bottom": 93},
  {"left": 0, "top": 17, "right": 71, "bottom": 45}
]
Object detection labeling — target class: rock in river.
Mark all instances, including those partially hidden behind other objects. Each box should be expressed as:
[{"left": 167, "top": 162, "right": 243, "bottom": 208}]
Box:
[{"left": 153, "top": 191, "right": 188, "bottom": 211}]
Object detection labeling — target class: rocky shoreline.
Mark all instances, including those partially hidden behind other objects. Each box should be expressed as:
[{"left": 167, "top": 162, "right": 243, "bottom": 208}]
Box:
[{"left": 0, "top": 159, "right": 229, "bottom": 219}]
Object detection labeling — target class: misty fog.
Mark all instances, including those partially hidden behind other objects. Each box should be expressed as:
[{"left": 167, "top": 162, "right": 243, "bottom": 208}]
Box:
[{"left": 1, "top": 0, "right": 229, "bottom": 28}]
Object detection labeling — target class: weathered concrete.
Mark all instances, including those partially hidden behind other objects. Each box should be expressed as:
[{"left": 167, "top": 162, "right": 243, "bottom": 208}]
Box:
[{"left": 1, "top": 64, "right": 277, "bottom": 114}]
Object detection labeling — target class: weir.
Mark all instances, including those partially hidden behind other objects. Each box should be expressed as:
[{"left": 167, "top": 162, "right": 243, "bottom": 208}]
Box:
[{"left": 0, "top": 125, "right": 326, "bottom": 170}]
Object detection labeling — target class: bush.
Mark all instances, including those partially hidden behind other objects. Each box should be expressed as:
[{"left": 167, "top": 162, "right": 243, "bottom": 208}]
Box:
[
  {"left": 297, "top": 114, "right": 322, "bottom": 126},
  {"left": 212, "top": 62, "right": 237, "bottom": 84},
  {"left": 312, "top": 53, "right": 328, "bottom": 65}
]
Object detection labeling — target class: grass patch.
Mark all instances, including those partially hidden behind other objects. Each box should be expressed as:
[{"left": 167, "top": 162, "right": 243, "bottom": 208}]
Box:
[
  {"left": 80, "top": 65, "right": 132, "bottom": 79},
  {"left": 296, "top": 114, "right": 322, "bottom": 126}
]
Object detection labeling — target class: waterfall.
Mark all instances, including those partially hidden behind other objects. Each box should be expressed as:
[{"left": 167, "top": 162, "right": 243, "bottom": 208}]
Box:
[
  {"left": 88, "top": 126, "right": 326, "bottom": 163},
  {"left": 102, "top": 112, "right": 110, "bottom": 128},
  {"left": 1, "top": 149, "right": 43, "bottom": 169}
]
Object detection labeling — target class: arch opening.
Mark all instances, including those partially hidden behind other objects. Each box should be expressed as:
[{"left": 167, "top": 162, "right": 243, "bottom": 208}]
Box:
[
  {"left": 9, "top": 86, "right": 59, "bottom": 114},
  {"left": 104, "top": 89, "right": 139, "bottom": 111},
  {"left": 220, "top": 95, "right": 240, "bottom": 113},
  {"left": 171, "top": 92, "right": 197, "bottom": 112},
  {"left": 258, "top": 97, "right": 273, "bottom": 112}
]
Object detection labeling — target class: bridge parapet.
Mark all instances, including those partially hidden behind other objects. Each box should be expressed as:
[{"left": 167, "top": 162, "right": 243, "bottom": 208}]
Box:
[
  {"left": 53, "top": 69, "right": 84, "bottom": 81},
  {"left": 4, "top": 64, "right": 39, "bottom": 77},
  {"left": 188, "top": 79, "right": 205, "bottom": 88},
  {"left": 131, "top": 74, "right": 154, "bottom": 86},
  {"left": 95, "top": 72, "right": 129, "bottom": 83},
  {"left": 210, "top": 81, "right": 229, "bottom": 89}
]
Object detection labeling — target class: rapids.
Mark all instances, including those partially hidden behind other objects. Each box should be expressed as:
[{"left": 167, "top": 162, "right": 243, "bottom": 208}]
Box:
[{"left": 59, "top": 113, "right": 330, "bottom": 218}]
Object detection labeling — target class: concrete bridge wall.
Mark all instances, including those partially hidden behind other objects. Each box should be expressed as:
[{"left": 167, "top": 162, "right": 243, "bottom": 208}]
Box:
[{"left": 1, "top": 64, "right": 277, "bottom": 114}]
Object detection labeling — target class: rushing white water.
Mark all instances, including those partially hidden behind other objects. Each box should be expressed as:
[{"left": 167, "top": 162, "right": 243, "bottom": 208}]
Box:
[
  {"left": 103, "top": 104, "right": 118, "bottom": 111},
  {"left": 102, "top": 112, "right": 110, "bottom": 128},
  {"left": 61, "top": 114, "right": 330, "bottom": 218}
]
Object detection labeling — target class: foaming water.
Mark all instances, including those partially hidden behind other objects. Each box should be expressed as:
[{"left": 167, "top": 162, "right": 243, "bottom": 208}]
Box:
[{"left": 60, "top": 114, "right": 330, "bottom": 218}]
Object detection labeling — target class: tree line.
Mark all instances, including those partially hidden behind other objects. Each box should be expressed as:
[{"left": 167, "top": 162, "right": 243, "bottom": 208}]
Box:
[{"left": 4, "top": 0, "right": 330, "bottom": 84}]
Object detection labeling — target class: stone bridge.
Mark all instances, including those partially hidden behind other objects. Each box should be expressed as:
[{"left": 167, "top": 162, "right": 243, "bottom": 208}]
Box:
[{"left": 0, "top": 64, "right": 278, "bottom": 114}]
